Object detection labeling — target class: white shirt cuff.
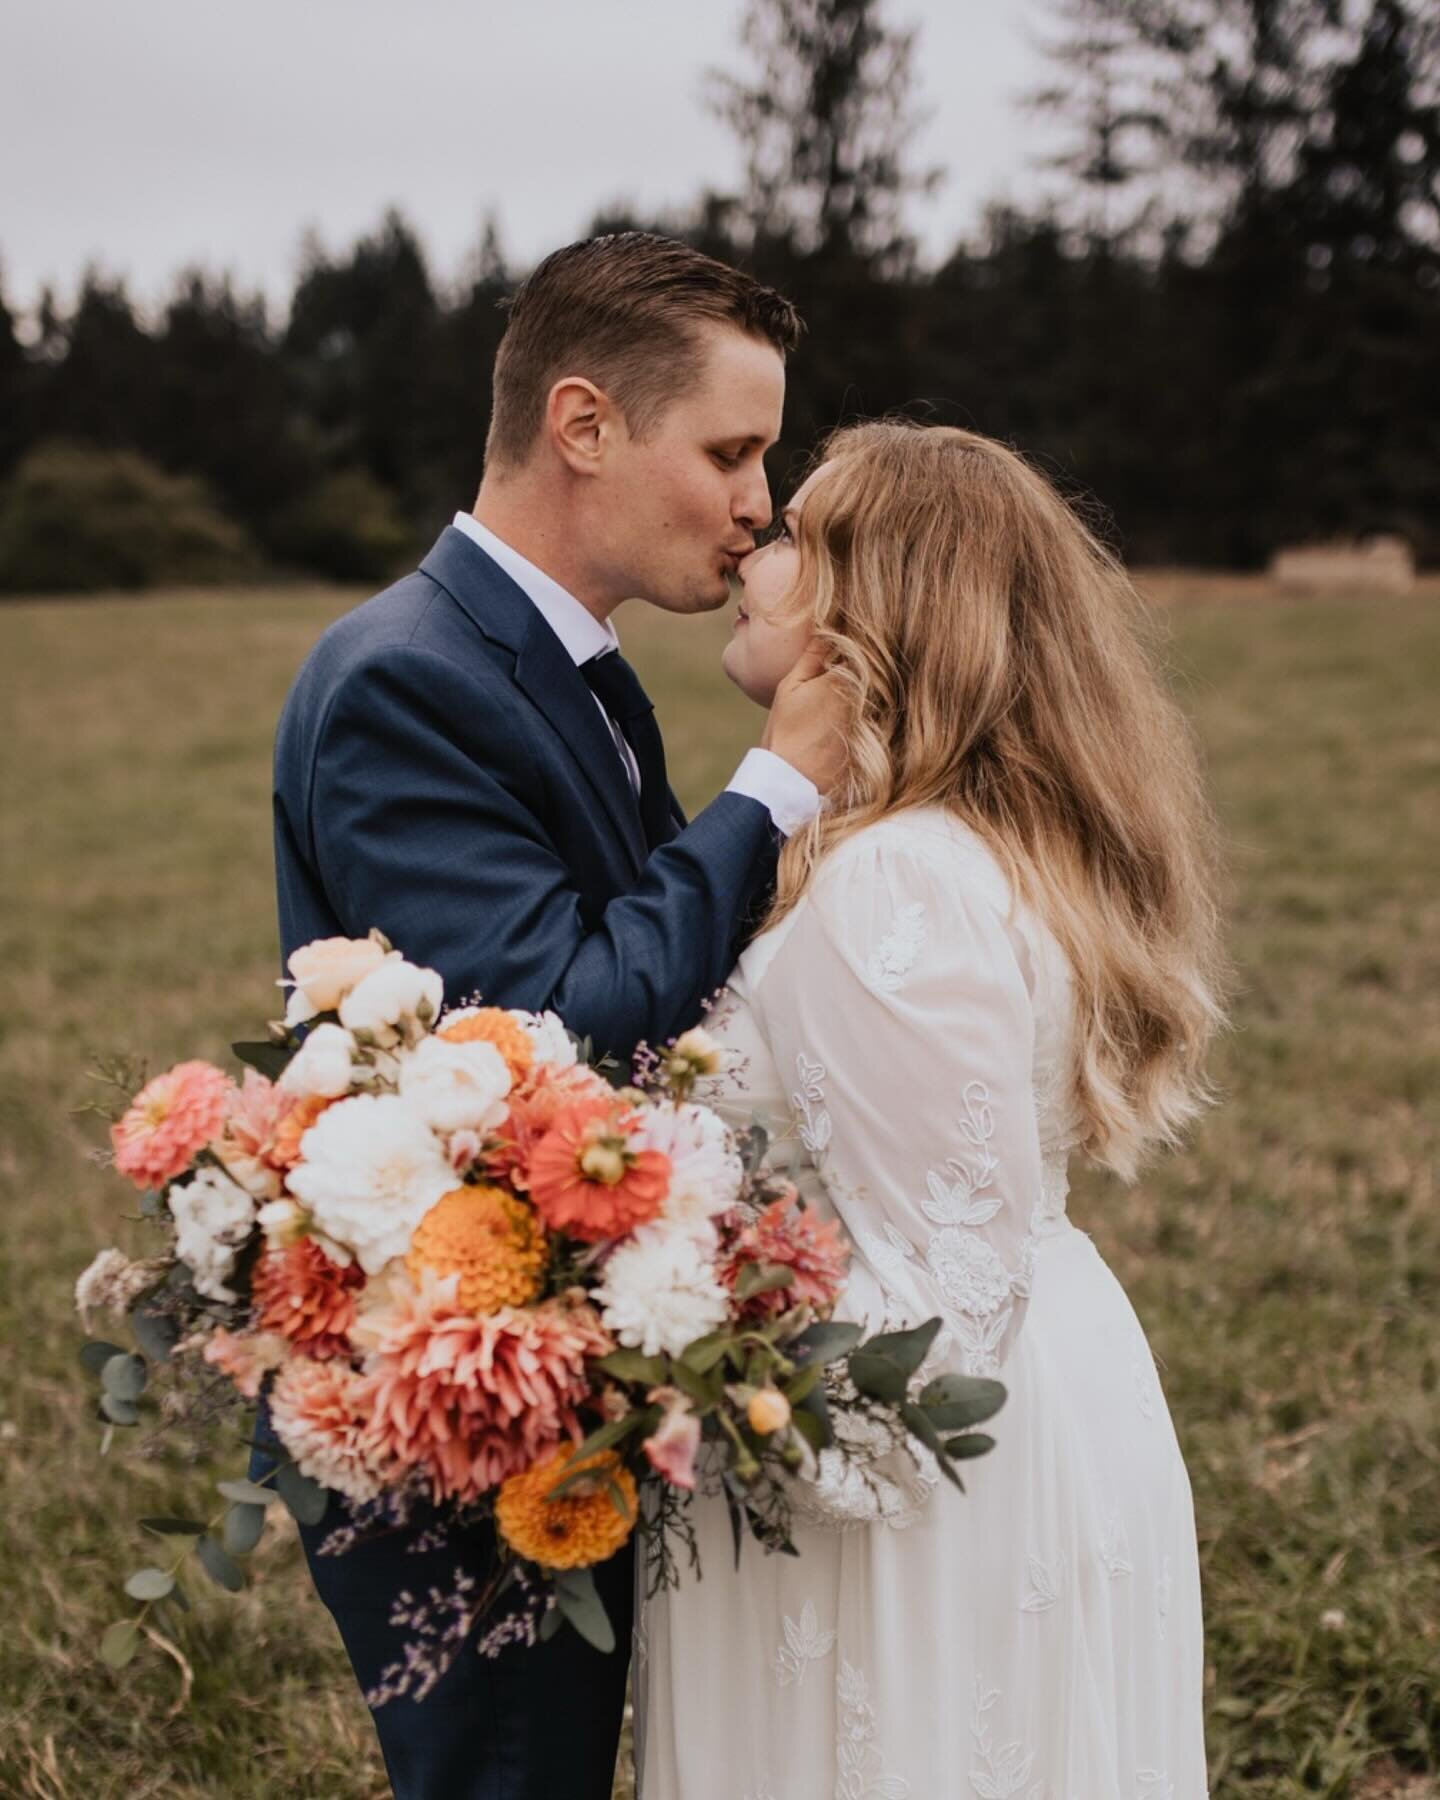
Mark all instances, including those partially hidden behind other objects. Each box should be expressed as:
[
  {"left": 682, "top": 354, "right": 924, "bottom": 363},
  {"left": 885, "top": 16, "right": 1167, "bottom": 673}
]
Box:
[{"left": 725, "top": 748, "right": 821, "bottom": 839}]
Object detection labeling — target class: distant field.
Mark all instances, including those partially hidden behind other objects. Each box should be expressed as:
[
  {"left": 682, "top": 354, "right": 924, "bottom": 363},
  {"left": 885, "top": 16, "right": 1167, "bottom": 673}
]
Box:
[{"left": 1, "top": 576, "right": 1436, "bottom": 1799}]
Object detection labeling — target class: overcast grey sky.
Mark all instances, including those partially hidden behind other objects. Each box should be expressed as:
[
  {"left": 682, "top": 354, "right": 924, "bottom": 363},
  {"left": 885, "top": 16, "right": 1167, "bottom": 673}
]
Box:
[{"left": 1, "top": 0, "right": 1060, "bottom": 315}]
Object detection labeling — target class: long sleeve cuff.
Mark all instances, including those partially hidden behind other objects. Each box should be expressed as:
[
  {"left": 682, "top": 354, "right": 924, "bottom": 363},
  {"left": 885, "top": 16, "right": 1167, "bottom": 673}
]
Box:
[{"left": 725, "top": 748, "right": 821, "bottom": 839}]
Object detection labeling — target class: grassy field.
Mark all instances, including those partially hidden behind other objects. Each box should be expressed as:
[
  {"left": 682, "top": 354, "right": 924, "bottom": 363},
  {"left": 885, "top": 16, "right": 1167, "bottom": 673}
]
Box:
[{"left": 1, "top": 575, "right": 1437, "bottom": 1799}]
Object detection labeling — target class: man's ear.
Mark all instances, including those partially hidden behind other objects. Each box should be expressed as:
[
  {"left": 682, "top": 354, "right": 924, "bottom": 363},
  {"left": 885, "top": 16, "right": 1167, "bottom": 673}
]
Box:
[{"left": 546, "top": 376, "right": 617, "bottom": 477}]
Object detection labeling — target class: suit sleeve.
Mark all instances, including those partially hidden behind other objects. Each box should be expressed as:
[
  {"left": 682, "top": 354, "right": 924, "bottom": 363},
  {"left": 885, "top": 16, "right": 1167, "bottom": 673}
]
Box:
[{"left": 302, "top": 644, "right": 780, "bottom": 1060}]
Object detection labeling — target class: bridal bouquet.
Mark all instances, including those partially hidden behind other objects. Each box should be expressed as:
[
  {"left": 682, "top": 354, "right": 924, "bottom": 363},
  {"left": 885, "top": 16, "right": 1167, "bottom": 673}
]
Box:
[{"left": 76, "top": 932, "right": 1003, "bottom": 1696}]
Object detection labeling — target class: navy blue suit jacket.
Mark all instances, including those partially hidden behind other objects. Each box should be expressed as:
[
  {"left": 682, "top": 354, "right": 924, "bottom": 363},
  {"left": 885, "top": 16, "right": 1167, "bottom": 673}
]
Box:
[{"left": 274, "top": 525, "right": 782, "bottom": 1057}]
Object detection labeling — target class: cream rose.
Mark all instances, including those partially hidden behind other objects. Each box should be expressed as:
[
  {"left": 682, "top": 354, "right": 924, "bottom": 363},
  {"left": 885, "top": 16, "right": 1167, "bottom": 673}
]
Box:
[{"left": 287, "top": 935, "right": 390, "bottom": 1013}]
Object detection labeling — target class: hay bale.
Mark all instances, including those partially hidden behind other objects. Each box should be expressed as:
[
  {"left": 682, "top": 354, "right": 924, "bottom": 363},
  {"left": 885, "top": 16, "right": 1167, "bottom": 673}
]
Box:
[{"left": 1268, "top": 536, "right": 1415, "bottom": 594}]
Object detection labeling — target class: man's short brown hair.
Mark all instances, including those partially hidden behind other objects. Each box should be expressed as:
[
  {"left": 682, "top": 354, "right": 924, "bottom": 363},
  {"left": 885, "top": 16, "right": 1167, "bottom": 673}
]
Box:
[{"left": 484, "top": 232, "right": 803, "bottom": 470}]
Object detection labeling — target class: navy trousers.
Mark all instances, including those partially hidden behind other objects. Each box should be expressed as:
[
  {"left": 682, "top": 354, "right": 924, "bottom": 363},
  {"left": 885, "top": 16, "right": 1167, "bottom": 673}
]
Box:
[{"left": 295, "top": 1490, "right": 634, "bottom": 1799}]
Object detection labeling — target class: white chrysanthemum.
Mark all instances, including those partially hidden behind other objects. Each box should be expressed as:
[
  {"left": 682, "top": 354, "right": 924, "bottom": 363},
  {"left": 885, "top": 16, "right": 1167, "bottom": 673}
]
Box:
[
  {"left": 168, "top": 1165, "right": 257, "bottom": 1302},
  {"left": 397, "top": 1034, "right": 511, "bottom": 1133},
  {"left": 279, "top": 1022, "right": 357, "bottom": 1099},
  {"left": 285, "top": 1094, "right": 455, "bottom": 1274},
  {"left": 593, "top": 1221, "right": 731, "bottom": 1359},
  {"left": 517, "top": 1009, "right": 578, "bottom": 1070},
  {"left": 338, "top": 958, "right": 444, "bottom": 1047},
  {"left": 635, "top": 1102, "right": 743, "bottom": 1235}
]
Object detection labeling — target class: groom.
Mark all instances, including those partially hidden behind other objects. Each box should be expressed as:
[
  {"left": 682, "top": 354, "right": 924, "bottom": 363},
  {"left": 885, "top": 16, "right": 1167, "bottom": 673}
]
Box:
[{"left": 270, "top": 233, "right": 843, "bottom": 1797}]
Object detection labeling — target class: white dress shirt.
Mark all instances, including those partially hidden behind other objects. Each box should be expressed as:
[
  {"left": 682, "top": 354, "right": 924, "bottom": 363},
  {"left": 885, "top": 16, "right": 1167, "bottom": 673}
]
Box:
[{"left": 450, "top": 512, "right": 820, "bottom": 838}]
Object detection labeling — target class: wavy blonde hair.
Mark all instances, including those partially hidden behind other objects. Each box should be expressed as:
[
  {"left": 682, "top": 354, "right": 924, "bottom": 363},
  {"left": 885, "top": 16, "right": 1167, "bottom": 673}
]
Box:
[{"left": 769, "top": 420, "right": 1225, "bottom": 1180}]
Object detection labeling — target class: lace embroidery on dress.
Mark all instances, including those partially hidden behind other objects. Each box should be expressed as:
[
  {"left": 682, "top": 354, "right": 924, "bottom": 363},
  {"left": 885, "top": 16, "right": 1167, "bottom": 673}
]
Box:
[
  {"left": 1097, "top": 1506, "right": 1134, "bottom": 1578},
  {"left": 918, "top": 1083, "right": 1036, "bottom": 1377},
  {"left": 864, "top": 901, "right": 928, "bottom": 993},
  {"left": 1137, "top": 1773, "right": 1176, "bottom": 1800},
  {"left": 969, "top": 1677, "right": 1045, "bottom": 1799},
  {"left": 793, "top": 1053, "right": 832, "bottom": 1157},
  {"left": 835, "top": 1661, "right": 910, "bottom": 1799},
  {"left": 1020, "top": 1552, "right": 1063, "bottom": 1613},
  {"left": 1156, "top": 1555, "right": 1173, "bottom": 1639},
  {"left": 773, "top": 1599, "right": 836, "bottom": 1688}
]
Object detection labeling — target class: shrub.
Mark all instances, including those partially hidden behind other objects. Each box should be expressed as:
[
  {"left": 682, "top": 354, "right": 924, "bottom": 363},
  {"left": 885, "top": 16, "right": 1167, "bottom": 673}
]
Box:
[
  {"left": 265, "top": 468, "right": 415, "bottom": 582},
  {"left": 0, "top": 441, "right": 260, "bottom": 593}
]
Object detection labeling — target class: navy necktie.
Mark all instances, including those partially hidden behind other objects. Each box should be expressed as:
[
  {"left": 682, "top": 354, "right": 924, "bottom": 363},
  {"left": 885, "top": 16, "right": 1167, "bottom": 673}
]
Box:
[{"left": 581, "top": 650, "right": 672, "bottom": 848}]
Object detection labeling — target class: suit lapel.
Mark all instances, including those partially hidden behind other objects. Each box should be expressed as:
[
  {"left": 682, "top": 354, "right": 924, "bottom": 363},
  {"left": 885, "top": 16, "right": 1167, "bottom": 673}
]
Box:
[{"left": 419, "top": 528, "right": 648, "bottom": 872}]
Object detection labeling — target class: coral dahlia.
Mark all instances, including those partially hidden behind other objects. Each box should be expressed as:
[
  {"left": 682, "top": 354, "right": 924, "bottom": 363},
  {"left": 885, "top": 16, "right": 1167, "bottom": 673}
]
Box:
[
  {"left": 722, "top": 1194, "right": 851, "bottom": 1321},
  {"left": 527, "top": 1096, "right": 670, "bottom": 1243},
  {"left": 252, "top": 1238, "right": 365, "bottom": 1358},
  {"left": 359, "top": 1277, "right": 612, "bottom": 1504},
  {"left": 495, "top": 1448, "right": 637, "bottom": 1569},
  {"left": 111, "top": 1060, "right": 231, "bottom": 1190},
  {"left": 269, "top": 1355, "right": 387, "bottom": 1505},
  {"left": 405, "top": 1184, "right": 548, "bottom": 1312}
]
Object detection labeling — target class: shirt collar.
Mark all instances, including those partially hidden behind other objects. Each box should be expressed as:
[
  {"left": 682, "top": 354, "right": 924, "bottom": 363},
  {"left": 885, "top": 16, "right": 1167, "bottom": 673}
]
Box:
[{"left": 451, "top": 512, "right": 619, "bottom": 667}]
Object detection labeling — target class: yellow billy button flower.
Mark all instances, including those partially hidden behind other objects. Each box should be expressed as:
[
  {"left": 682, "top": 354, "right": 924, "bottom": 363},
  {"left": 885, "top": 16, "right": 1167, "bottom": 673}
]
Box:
[{"left": 747, "top": 1387, "right": 792, "bottom": 1436}]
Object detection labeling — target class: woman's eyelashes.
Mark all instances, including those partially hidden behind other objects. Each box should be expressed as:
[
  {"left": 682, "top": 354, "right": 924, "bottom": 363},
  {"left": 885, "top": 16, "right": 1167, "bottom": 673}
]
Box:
[{"left": 756, "top": 517, "right": 792, "bottom": 548}]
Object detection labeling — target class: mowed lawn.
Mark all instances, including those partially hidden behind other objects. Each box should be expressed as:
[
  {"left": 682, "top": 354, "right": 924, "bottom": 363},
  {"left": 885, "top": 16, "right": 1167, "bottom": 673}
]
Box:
[{"left": 1, "top": 575, "right": 1437, "bottom": 1800}]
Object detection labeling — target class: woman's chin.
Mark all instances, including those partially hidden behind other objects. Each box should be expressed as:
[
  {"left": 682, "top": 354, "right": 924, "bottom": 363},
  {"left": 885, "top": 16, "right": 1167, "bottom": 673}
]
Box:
[{"left": 720, "top": 647, "right": 775, "bottom": 711}]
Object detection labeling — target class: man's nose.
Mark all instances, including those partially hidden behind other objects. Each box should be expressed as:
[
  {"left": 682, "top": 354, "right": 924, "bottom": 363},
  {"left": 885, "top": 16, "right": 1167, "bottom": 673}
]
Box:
[{"left": 734, "top": 461, "right": 773, "bottom": 533}]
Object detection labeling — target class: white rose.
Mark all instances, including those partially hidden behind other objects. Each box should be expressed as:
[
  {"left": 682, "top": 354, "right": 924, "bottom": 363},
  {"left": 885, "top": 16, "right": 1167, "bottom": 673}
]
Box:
[
  {"left": 339, "top": 958, "right": 445, "bottom": 1047},
  {"left": 397, "top": 1035, "right": 512, "bottom": 1134},
  {"left": 283, "top": 984, "right": 318, "bottom": 1029},
  {"left": 287, "top": 934, "right": 389, "bottom": 1012},
  {"left": 168, "top": 1165, "right": 256, "bottom": 1303},
  {"left": 279, "top": 1022, "right": 357, "bottom": 1099},
  {"left": 285, "top": 1093, "right": 455, "bottom": 1274}
]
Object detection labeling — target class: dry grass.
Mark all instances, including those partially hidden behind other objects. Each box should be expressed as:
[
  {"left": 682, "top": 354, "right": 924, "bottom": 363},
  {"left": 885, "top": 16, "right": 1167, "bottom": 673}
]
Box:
[{"left": 1, "top": 576, "right": 1436, "bottom": 1798}]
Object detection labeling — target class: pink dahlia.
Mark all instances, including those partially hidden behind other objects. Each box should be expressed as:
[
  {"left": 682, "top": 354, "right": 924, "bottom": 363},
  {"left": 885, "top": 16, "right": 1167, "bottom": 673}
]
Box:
[
  {"left": 359, "top": 1278, "right": 612, "bottom": 1504},
  {"left": 111, "top": 1060, "right": 232, "bottom": 1190},
  {"left": 721, "top": 1192, "right": 851, "bottom": 1322},
  {"left": 211, "top": 1068, "right": 285, "bottom": 1197},
  {"left": 252, "top": 1239, "right": 365, "bottom": 1360},
  {"left": 269, "top": 1355, "right": 387, "bottom": 1506}
]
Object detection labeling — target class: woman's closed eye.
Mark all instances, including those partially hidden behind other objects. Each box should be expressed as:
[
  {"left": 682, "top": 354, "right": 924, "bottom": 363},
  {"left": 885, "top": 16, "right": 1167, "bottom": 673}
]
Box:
[{"left": 755, "top": 517, "right": 792, "bottom": 548}]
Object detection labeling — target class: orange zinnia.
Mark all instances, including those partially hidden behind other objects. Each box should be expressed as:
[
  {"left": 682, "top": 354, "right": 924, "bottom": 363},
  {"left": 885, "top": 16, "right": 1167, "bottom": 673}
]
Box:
[
  {"left": 271, "top": 1092, "right": 332, "bottom": 1170},
  {"left": 526, "top": 1096, "right": 670, "bottom": 1243},
  {"left": 495, "top": 1448, "right": 637, "bottom": 1569}
]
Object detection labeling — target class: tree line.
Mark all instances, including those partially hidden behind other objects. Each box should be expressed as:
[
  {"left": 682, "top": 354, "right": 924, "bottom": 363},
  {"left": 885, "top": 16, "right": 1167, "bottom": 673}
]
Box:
[{"left": 1, "top": 0, "right": 1436, "bottom": 590}]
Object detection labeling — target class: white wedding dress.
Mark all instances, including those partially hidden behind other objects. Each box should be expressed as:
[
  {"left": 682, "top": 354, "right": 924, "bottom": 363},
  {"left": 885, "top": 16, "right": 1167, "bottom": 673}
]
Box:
[{"left": 634, "top": 807, "right": 1209, "bottom": 1799}]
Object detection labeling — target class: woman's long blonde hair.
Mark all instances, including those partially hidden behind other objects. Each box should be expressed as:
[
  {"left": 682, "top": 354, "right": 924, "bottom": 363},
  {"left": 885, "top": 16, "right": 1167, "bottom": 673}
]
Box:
[{"left": 770, "top": 420, "right": 1225, "bottom": 1180}]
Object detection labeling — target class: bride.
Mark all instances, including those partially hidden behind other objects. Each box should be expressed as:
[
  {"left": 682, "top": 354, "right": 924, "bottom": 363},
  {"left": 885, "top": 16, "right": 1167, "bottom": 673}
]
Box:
[{"left": 634, "top": 422, "right": 1224, "bottom": 1798}]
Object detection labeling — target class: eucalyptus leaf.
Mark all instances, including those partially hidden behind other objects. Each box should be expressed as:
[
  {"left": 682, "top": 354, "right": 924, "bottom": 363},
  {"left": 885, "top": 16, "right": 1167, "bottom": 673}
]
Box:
[
  {"left": 538, "top": 1602, "right": 563, "bottom": 1642},
  {"left": 790, "top": 1320, "right": 865, "bottom": 1365},
  {"left": 553, "top": 1407, "right": 652, "bottom": 1476},
  {"left": 99, "top": 1393, "right": 140, "bottom": 1426},
  {"left": 102, "top": 1352, "right": 147, "bottom": 1402},
  {"left": 862, "top": 1317, "right": 942, "bottom": 1377},
  {"left": 845, "top": 1349, "right": 909, "bottom": 1404},
  {"left": 124, "top": 1567, "right": 175, "bottom": 1601},
  {"left": 553, "top": 1567, "right": 616, "bottom": 1654},
  {"left": 789, "top": 1406, "right": 828, "bottom": 1455},
  {"left": 669, "top": 1360, "right": 723, "bottom": 1408},
  {"left": 594, "top": 1348, "right": 668, "bottom": 1386},
  {"left": 195, "top": 1534, "right": 245, "bottom": 1593},
  {"left": 100, "top": 1620, "right": 140, "bottom": 1669},
  {"left": 917, "top": 1375, "right": 1007, "bottom": 1430},
  {"left": 222, "top": 1501, "right": 267, "bottom": 1556},
  {"left": 944, "top": 1432, "right": 997, "bottom": 1461},
  {"left": 231, "top": 1039, "right": 292, "bottom": 1080},
  {"left": 794, "top": 1381, "right": 833, "bottom": 1447},
  {"left": 783, "top": 1362, "right": 823, "bottom": 1406},
  {"left": 217, "top": 1478, "right": 281, "bottom": 1507},
  {"left": 79, "top": 1339, "right": 127, "bottom": 1377},
  {"left": 901, "top": 1402, "right": 965, "bottom": 1493},
  {"left": 139, "top": 1189, "right": 163, "bottom": 1218},
  {"left": 130, "top": 1303, "right": 180, "bottom": 1364},
  {"left": 275, "top": 1463, "right": 329, "bottom": 1526}
]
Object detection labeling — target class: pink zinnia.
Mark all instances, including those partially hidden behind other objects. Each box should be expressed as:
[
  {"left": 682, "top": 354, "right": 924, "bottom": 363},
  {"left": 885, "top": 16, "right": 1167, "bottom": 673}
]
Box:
[
  {"left": 111, "top": 1060, "right": 232, "bottom": 1190},
  {"left": 359, "top": 1278, "right": 612, "bottom": 1504}
]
